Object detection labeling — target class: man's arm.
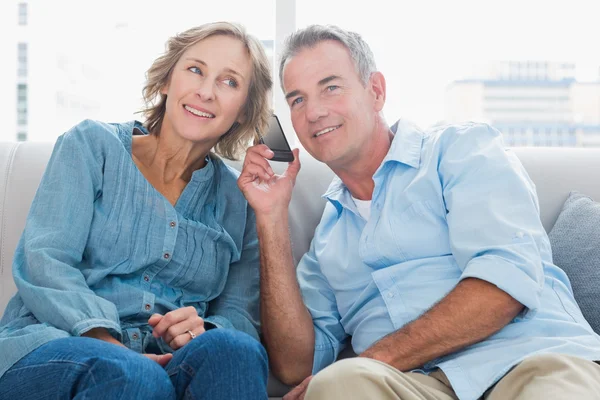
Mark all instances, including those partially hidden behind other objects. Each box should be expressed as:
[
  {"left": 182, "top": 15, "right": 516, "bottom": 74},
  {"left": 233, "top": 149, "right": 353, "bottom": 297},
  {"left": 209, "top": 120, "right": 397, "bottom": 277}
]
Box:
[
  {"left": 363, "top": 123, "right": 546, "bottom": 371},
  {"left": 238, "top": 146, "right": 315, "bottom": 385},
  {"left": 361, "top": 277, "right": 523, "bottom": 370},
  {"left": 256, "top": 212, "right": 315, "bottom": 384}
]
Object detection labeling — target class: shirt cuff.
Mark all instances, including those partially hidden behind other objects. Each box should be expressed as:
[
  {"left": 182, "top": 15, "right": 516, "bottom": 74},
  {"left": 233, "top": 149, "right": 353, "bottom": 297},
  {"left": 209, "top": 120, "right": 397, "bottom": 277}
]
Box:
[
  {"left": 460, "top": 254, "right": 543, "bottom": 320},
  {"left": 312, "top": 327, "right": 339, "bottom": 374},
  {"left": 74, "top": 318, "right": 123, "bottom": 341},
  {"left": 203, "top": 315, "right": 234, "bottom": 331}
]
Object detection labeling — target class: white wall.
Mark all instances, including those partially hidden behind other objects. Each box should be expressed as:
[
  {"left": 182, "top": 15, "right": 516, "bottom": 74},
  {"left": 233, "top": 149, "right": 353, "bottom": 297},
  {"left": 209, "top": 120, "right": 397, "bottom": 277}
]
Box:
[{"left": 445, "top": 82, "right": 485, "bottom": 123}]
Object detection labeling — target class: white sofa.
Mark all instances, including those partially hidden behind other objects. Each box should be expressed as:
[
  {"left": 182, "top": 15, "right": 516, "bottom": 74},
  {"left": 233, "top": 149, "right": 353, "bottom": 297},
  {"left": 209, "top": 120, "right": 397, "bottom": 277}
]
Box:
[{"left": 2, "top": 140, "right": 600, "bottom": 398}]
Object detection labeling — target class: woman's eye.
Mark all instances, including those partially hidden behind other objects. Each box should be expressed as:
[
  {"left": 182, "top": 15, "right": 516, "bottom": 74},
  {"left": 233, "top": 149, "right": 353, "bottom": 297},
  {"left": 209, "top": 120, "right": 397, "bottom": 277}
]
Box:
[
  {"left": 223, "top": 78, "right": 238, "bottom": 88},
  {"left": 188, "top": 66, "right": 202, "bottom": 75}
]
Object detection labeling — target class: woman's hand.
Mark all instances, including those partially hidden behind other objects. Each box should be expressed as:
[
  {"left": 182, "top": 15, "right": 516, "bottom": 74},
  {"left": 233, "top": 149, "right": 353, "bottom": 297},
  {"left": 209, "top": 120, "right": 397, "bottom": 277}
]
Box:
[
  {"left": 82, "top": 327, "right": 172, "bottom": 366},
  {"left": 149, "top": 306, "right": 206, "bottom": 350}
]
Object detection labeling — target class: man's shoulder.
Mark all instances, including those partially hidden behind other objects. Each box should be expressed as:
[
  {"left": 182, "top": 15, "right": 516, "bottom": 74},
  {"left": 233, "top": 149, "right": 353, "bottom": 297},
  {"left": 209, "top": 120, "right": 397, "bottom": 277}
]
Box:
[
  {"left": 426, "top": 121, "right": 500, "bottom": 144},
  {"left": 420, "top": 121, "right": 503, "bottom": 159}
]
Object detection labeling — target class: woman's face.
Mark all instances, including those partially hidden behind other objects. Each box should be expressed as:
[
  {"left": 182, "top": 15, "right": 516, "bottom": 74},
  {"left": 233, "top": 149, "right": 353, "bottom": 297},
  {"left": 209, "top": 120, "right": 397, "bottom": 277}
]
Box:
[{"left": 160, "top": 34, "right": 252, "bottom": 145}]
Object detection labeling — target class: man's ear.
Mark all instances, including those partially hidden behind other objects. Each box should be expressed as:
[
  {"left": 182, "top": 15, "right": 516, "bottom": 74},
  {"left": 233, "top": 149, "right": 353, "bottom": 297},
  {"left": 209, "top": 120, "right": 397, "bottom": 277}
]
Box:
[{"left": 369, "top": 72, "right": 386, "bottom": 112}]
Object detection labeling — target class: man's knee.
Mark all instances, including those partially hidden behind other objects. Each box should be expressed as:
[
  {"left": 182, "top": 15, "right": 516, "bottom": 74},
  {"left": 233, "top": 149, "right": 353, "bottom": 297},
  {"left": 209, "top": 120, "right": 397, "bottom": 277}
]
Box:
[
  {"left": 496, "top": 353, "right": 600, "bottom": 397},
  {"left": 307, "top": 358, "right": 385, "bottom": 394},
  {"left": 518, "top": 353, "right": 583, "bottom": 376}
]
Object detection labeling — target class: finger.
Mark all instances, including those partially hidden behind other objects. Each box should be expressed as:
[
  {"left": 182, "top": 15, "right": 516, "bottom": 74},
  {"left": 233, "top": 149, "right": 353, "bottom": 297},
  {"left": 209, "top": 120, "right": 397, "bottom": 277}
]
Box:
[
  {"left": 243, "top": 144, "right": 274, "bottom": 165},
  {"left": 152, "top": 307, "right": 196, "bottom": 338},
  {"left": 143, "top": 353, "right": 173, "bottom": 368},
  {"left": 148, "top": 313, "right": 163, "bottom": 327},
  {"left": 283, "top": 148, "right": 302, "bottom": 184},
  {"left": 243, "top": 151, "right": 275, "bottom": 176},
  {"left": 296, "top": 375, "right": 313, "bottom": 400},
  {"left": 283, "top": 375, "right": 311, "bottom": 400},
  {"left": 242, "top": 163, "right": 274, "bottom": 183},
  {"left": 163, "top": 315, "right": 204, "bottom": 345},
  {"left": 169, "top": 324, "right": 206, "bottom": 350}
]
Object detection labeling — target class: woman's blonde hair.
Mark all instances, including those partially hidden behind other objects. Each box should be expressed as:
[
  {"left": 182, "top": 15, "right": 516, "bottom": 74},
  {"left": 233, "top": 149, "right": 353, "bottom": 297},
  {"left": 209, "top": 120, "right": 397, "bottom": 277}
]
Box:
[{"left": 141, "top": 22, "right": 272, "bottom": 160}]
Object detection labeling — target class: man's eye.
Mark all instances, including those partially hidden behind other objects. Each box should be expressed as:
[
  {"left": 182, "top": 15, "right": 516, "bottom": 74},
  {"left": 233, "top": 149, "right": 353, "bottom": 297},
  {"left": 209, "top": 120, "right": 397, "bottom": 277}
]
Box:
[
  {"left": 326, "top": 85, "right": 339, "bottom": 91},
  {"left": 292, "top": 97, "right": 303, "bottom": 106}
]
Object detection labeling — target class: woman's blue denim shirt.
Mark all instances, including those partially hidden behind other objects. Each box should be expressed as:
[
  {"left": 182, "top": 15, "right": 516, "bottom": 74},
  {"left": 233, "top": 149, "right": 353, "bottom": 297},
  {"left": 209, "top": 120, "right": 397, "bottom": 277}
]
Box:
[{"left": 0, "top": 120, "right": 260, "bottom": 378}]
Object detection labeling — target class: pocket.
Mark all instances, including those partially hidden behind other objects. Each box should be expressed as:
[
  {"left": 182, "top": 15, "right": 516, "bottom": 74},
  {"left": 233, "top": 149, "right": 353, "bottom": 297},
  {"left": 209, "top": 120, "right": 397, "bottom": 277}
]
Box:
[
  {"left": 374, "top": 259, "right": 461, "bottom": 328},
  {"left": 388, "top": 201, "right": 451, "bottom": 262}
]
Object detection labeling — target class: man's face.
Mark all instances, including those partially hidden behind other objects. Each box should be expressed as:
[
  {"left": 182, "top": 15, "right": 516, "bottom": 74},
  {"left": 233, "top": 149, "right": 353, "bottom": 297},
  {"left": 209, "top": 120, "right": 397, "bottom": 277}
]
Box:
[{"left": 282, "top": 40, "right": 382, "bottom": 168}]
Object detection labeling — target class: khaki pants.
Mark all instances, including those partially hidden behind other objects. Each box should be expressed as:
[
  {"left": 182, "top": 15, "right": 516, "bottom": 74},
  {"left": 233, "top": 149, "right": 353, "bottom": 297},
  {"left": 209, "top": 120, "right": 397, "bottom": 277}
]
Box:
[{"left": 305, "top": 354, "right": 600, "bottom": 400}]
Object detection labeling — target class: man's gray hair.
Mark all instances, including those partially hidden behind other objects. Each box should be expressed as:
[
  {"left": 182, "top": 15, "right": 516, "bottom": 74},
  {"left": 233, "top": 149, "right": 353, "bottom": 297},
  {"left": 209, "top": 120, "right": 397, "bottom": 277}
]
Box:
[{"left": 278, "top": 25, "right": 377, "bottom": 91}]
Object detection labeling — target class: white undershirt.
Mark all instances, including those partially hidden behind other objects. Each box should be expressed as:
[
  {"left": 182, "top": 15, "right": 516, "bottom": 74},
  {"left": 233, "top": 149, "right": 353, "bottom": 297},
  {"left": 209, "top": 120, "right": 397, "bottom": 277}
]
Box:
[{"left": 352, "top": 196, "right": 372, "bottom": 221}]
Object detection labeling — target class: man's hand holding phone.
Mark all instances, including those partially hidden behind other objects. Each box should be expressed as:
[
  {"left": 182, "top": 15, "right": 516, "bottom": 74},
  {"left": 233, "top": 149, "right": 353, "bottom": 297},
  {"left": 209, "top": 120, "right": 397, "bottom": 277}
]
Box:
[
  {"left": 237, "top": 144, "right": 300, "bottom": 218},
  {"left": 238, "top": 114, "right": 301, "bottom": 217}
]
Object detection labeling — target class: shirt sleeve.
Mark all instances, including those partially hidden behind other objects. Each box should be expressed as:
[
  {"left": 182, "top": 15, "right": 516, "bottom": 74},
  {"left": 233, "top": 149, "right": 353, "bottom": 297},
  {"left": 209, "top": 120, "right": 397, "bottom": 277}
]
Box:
[
  {"left": 438, "top": 123, "right": 547, "bottom": 319},
  {"left": 12, "top": 121, "right": 122, "bottom": 339},
  {"left": 296, "top": 226, "right": 348, "bottom": 374},
  {"left": 204, "top": 206, "right": 261, "bottom": 341}
]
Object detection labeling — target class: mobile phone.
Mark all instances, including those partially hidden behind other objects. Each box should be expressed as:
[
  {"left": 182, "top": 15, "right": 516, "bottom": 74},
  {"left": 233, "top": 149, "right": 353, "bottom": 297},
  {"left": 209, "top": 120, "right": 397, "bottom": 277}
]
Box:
[{"left": 259, "top": 114, "right": 294, "bottom": 162}]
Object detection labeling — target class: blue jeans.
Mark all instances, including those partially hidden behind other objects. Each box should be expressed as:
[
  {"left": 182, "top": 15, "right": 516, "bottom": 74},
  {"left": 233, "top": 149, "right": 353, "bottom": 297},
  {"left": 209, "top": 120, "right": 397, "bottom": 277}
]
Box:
[{"left": 0, "top": 329, "right": 268, "bottom": 400}]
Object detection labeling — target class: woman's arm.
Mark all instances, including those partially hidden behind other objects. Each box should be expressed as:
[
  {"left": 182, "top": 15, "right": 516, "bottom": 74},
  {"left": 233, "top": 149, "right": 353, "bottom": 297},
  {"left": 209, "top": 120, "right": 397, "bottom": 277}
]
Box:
[{"left": 13, "top": 121, "right": 121, "bottom": 339}]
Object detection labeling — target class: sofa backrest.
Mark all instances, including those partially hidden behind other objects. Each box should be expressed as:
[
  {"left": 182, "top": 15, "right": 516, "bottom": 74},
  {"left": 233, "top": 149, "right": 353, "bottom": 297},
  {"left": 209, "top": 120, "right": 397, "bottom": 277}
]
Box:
[{"left": 1, "top": 141, "right": 600, "bottom": 313}]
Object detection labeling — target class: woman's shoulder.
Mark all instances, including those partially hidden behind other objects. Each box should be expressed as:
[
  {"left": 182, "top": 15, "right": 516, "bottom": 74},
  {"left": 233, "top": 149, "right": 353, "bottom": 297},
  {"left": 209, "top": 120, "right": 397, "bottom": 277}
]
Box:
[{"left": 60, "top": 119, "right": 135, "bottom": 151}]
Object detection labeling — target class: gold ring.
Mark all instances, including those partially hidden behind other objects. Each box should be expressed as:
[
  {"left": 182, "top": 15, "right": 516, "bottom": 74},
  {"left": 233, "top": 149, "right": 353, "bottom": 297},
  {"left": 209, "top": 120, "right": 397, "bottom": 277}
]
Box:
[{"left": 187, "top": 330, "right": 196, "bottom": 339}]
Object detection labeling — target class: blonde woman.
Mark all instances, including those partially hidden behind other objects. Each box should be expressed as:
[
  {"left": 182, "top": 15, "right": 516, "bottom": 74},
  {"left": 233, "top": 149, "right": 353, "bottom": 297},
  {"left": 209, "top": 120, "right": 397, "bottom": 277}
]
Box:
[{"left": 0, "top": 22, "right": 272, "bottom": 400}]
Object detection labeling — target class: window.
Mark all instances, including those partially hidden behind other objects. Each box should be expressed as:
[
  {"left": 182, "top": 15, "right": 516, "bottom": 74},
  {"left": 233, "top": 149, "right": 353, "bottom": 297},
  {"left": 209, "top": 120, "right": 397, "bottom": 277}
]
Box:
[
  {"left": 17, "top": 84, "right": 27, "bottom": 126},
  {"left": 17, "top": 43, "right": 27, "bottom": 77},
  {"left": 17, "top": 132, "right": 27, "bottom": 142},
  {"left": 18, "top": 3, "right": 27, "bottom": 26},
  {"left": 296, "top": 0, "right": 600, "bottom": 148}
]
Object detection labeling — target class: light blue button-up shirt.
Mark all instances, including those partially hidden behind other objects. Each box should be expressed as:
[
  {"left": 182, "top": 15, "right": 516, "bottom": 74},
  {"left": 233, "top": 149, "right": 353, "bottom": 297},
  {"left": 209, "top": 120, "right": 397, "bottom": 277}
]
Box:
[
  {"left": 297, "top": 120, "right": 600, "bottom": 400},
  {"left": 0, "top": 120, "right": 260, "bottom": 379}
]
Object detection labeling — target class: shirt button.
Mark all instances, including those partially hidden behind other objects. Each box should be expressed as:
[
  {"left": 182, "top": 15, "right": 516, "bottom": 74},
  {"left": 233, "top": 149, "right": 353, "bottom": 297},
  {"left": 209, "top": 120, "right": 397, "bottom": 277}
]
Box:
[
  {"left": 516, "top": 231, "right": 525, "bottom": 238},
  {"left": 143, "top": 275, "right": 150, "bottom": 282},
  {"left": 170, "top": 221, "right": 176, "bottom": 228},
  {"left": 387, "top": 292, "right": 394, "bottom": 298},
  {"left": 132, "top": 333, "right": 139, "bottom": 340},
  {"left": 144, "top": 304, "right": 151, "bottom": 311},
  {"left": 163, "top": 253, "right": 170, "bottom": 259}
]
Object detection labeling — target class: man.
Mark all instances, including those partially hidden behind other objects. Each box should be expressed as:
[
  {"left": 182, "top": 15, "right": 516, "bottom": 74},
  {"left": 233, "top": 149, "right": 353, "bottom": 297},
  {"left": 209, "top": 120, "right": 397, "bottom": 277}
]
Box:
[{"left": 238, "top": 25, "right": 600, "bottom": 400}]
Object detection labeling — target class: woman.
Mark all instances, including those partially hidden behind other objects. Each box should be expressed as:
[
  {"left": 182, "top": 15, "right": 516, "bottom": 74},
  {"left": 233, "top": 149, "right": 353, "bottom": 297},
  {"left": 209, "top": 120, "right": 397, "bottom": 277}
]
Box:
[{"left": 0, "top": 22, "right": 272, "bottom": 400}]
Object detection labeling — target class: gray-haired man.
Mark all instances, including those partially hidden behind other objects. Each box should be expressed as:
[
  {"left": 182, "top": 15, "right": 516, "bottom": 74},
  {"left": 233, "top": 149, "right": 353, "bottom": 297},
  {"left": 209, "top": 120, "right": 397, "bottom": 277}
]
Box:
[{"left": 238, "top": 25, "right": 600, "bottom": 400}]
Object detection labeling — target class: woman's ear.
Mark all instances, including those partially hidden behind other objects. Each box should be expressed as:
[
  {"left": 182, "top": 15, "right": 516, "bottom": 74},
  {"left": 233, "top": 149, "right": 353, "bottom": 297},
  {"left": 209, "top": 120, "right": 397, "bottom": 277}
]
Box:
[{"left": 160, "top": 84, "right": 169, "bottom": 96}]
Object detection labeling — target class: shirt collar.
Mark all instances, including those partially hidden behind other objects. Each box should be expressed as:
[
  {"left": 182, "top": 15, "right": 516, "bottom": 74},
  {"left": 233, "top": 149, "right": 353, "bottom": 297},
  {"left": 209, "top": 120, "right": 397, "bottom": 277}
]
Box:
[
  {"left": 322, "top": 119, "right": 425, "bottom": 212},
  {"left": 384, "top": 119, "right": 424, "bottom": 169}
]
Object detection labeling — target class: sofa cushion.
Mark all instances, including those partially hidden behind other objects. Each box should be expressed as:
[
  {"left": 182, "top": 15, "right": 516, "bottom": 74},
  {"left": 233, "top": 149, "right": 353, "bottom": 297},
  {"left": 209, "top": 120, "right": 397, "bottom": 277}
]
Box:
[{"left": 548, "top": 191, "right": 600, "bottom": 334}]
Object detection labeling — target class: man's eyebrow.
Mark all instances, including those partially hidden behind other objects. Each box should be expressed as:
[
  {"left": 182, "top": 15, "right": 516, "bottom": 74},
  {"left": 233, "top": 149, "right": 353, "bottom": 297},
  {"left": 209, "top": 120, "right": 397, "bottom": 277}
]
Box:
[
  {"left": 285, "top": 75, "right": 341, "bottom": 100},
  {"left": 285, "top": 90, "right": 301, "bottom": 100},
  {"left": 318, "top": 75, "right": 341, "bottom": 86}
]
